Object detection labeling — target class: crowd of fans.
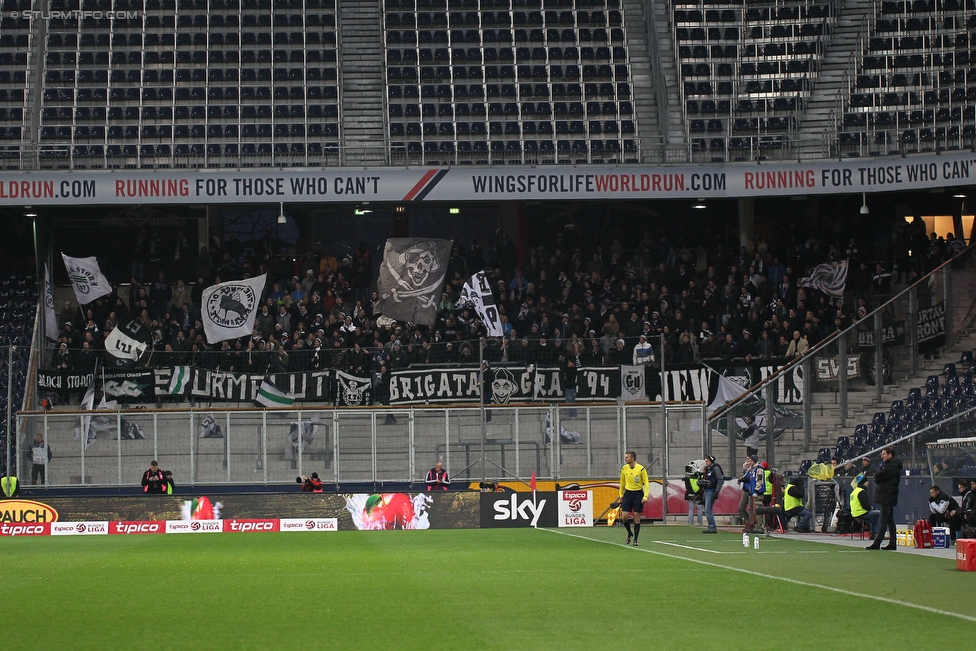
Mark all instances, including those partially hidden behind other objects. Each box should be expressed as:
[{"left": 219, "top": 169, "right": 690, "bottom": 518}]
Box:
[{"left": 49, "top": 214, "right": 968, "bottom": 402}]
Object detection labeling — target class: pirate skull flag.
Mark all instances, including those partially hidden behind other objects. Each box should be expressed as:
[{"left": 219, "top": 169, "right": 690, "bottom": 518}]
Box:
[{"left": 374, "top": 238, "right": 452, "bottom": 326}]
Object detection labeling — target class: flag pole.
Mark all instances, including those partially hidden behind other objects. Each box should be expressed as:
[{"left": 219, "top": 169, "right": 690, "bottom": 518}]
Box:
[
  {"left": 531, "top": 471, "right": 537, "bottom": 528},
  {"left": 479, "top": 337, "right": 486, "bottom": 483},
  {"left": 660, "top": 333, "right": 668, "bottom": 522}
]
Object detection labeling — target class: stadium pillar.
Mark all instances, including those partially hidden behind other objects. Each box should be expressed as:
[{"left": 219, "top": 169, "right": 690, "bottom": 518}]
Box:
[
  {"left": 199, "top": 208, "right": 210, "bottom": 253},
  {"left": 737, "top": 198, "right": 754, "bottom": 248},
  {"left": 951, "top": 194, "right": 964, "bottom": 243},
  {"left": 764, "top": 383, "right": 775, "bottom": 468},
  {"left": 513, "top": 202, "right": 527, "bottom": 269}
]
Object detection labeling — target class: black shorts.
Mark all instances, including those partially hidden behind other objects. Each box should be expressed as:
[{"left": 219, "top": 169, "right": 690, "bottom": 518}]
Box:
[{"left": 620, "top": 490, "right": 645, "bottom": 515}]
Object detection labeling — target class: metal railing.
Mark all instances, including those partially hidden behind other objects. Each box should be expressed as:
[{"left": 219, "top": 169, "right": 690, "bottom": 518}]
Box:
[
  {"left": 707, "top": 242, "right": 976, "bottom": 473},
  {"left": 14, "top": 403, "right": 705, "bottom": 490}
]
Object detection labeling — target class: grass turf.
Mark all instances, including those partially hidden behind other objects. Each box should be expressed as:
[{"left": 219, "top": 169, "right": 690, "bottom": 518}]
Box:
[{"left": 2, "top": 526, "right": 973, "bottom": 650}]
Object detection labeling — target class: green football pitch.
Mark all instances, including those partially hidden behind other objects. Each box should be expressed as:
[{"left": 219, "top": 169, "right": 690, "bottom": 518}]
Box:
[{"left": 2, "top": 526, "right": 973, "bottom": 650}]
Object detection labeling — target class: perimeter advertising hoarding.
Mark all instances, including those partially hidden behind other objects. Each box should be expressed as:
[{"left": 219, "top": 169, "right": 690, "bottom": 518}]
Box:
[
  {"left": 7, "top": 493, "right": 479, "bottom": 531},
  {"left": 0, "top": 499, "right": 59, "bottom": 524},
  {"left": 1, "top": 153, "right": 972, "bottom": 205},
  {"left": 557, "top": 491, "right": 593, "bottom": 527},
  {"left": 480, "top": 491, "right": 558, "bottom": 528},
  {"left": 50, "top": 521, "right": 109, "bottom": 535},
  {"left": 469, "top": 479, "right": 744, "bottom": 521}
]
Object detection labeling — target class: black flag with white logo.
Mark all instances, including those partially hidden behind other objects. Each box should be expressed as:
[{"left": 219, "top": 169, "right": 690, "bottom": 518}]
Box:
[{"left": 375, "top": 238, "right": 452, "bottom": 326}]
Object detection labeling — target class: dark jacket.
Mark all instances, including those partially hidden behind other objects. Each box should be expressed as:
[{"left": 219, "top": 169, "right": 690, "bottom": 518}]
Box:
[
  {"left": 700, "top": 462, "right": 723, "bottom": 491},
  {"left": 142, "top": 468, "right": 165, "bottom": 493},
  {"left": 961, "top": 488, "right": 975, "bottom": 514},
  {"left": 873, "top": 456, "right": 903, "bottom": 506}
]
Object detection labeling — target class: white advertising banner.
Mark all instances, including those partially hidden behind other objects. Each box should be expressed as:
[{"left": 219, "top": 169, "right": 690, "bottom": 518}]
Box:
[
  {"left": 164, "top": 520, "right": 224, "bottom": 534},
  {"left": 50, "top": 521, "right": 109, "bottom": 535},
  {"left": 557, "top": 491, "right": 593, "bottom": 528},
  {"left": 0, "top": 152, "right": 972, "bottom": 205},
  {"left": 279, "top": 518, "right": 339, "bottom": 531}
]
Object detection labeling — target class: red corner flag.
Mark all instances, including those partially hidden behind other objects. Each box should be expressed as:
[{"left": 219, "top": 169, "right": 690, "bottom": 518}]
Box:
[{"left": 530, "top": 472, "right": 537, "bottom": 492}]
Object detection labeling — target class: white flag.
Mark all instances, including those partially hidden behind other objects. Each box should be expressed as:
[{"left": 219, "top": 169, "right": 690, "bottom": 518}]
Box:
[
  {"left": 201, "top": 274, "right": 267, "bottom": 344},
  {"left": 799, "top": 260, "right": 848, "bottom": 299},
  {"left": 255, "top": 379, "right": 294, "bottom": 408},
  {"left": 620, "top": 365, "right": 647, "bottom": 401},
  {"left": 104, "top": 318, "right": 152, "bottom": 361},
  {"left": 707, "top": 372, "right": 749, "bottom": 416},
  {"left": 43, "top": 263, "right": 58, "bottom": 341},
  {"left": 74, "top": 384, "right": 97, "bottom": 450},
  {"left": 61, "top": 253, "right": 112, "bottom": 305},
  {"left": 460, "top": 271, "right": 503, "bottom": 337}
]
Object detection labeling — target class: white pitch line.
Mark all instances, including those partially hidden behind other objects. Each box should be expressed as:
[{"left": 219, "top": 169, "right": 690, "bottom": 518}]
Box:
[
  {"left": 654, "top": 540, "right": 746, "bottom": 554},
  {"left": 798, "top": 550, "right": 829, "bottom": 554},
  {"left": 540, "top": 528, "right": 976, "bottom": 624}
]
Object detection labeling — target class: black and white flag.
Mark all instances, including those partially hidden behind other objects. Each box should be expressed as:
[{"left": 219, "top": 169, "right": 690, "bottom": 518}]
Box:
[
  {"left": 460, "top": 271, "right": 503, "bottom": 337},
  {"left": 201, "top": 274, "right": 267, "bottom": 344},
  {"left": 61, "top": 253, "right": 113, "bottom": 304},
  {"left": 334, "top": 370, "right": 373, "bottom": 407},
  {"left": 104, "top": 318, "right": 153, "bottom": 362},
  {"left": 43, "top": 263, "right": 58, "bottom": 341},
  {"left": 285, "top": 416, "right": 321, "bottom": 460},
  {"left": 799, "top": 260, "right": 848, "bottom": 299},
  {"left": 374, "top": 238, "right": 452, "bottom": 326}
]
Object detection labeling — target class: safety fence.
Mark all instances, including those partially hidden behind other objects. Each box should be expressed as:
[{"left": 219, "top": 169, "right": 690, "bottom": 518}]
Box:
[{"left": 16, "top": 403, "right": 707, "bottom": 491}]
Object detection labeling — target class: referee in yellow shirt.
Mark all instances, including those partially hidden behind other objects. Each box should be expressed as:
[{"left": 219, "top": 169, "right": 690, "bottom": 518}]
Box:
[{"left": 619, "top": 451, "right": 650, "bottom": 546}]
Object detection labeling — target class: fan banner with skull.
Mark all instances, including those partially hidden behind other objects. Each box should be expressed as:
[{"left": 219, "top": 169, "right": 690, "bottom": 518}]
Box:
[{"left": 375, "top": 238, "right": 453, "bottom": 326}]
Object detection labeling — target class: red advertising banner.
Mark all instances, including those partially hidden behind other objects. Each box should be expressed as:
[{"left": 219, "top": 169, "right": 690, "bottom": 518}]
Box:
[
  {"left": 224, "top": 519, "right": 280, "bottom": 533},
  {"left": 0, "top": 522, "right": 51, "bottom": 536},
  {"left": 109, "top": 521, "right": 165, "bottom": 535}
]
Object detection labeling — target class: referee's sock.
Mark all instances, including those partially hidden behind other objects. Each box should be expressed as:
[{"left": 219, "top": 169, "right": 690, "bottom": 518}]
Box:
[
  {"left": 623, "top": 520, "right": 632, "bottom": 536},
  {"left": 633, "top": 521, "right": 641, "bottom": 541}
]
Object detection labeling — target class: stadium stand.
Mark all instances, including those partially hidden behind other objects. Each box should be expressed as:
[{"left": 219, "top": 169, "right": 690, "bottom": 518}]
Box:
[
  {"left": 383, "top": 0, "right": 639, "bottom": 165},
  {"left": 813, "top": 360, "right": 976, "bottom": 473},
  {"left": 1, "top": 0, "right": 974, "bottom": 166},
  {"left": 674, "top": 0, "right": 837, "bottom": 161},
  {"left": 839, "top": 0, "right": 976, "bottom": 156},
  {"left": 26, "top": 0, "right": 342, "bottom": 170}
]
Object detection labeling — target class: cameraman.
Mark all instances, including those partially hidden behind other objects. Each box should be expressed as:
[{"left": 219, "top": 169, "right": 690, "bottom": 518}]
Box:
[
  {"left": 684, "top": 461, "right": 704, "bottom": 526},
  {"left": 298, "top": 472, "right": 324, "bottom": 492}
]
